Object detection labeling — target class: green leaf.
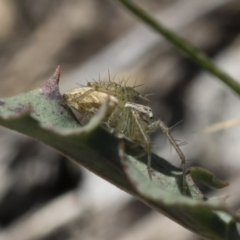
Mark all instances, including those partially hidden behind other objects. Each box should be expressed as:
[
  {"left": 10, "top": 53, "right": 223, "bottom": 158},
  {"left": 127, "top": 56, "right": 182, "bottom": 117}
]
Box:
[
  {"left": 0, "top": 67, "right": 239, "bottom": 240},
  {"left": 189, "top": 167, "right": 229, "bottom": 189}
]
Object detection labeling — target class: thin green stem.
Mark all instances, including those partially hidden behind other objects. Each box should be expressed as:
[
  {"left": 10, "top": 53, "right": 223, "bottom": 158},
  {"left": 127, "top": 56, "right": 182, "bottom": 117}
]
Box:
[{"left": 116, "top": 0, "right": 240, "bottom": 96}]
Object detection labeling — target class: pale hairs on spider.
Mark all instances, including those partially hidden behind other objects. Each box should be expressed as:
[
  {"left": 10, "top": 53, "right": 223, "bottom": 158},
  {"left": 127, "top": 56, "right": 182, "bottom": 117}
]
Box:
[{"left": 63, "top": 77, "right": 186, "bottom": 188}]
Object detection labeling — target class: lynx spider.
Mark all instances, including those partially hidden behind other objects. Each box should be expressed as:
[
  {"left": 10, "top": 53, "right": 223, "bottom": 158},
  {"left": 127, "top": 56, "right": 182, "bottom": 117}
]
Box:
[{"left": 63, "top": 78, "right": 186, "bottom": 187}]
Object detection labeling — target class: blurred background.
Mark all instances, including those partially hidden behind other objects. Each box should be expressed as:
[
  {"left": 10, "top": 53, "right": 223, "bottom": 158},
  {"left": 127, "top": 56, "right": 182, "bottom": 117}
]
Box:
[{"left": 0, "top": 0, "right": 240, "bottom": 239}]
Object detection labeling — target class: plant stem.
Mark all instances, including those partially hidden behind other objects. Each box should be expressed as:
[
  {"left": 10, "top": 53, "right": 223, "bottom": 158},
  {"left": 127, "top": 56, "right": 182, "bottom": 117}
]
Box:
[{"left": 116, "top": 0, "right": 240, "bottom": 96}]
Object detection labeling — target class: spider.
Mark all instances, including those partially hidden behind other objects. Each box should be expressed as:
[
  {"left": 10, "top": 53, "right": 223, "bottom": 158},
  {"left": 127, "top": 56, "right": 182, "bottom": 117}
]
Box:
[{"left": 63, "top": 80, "right": 186, "bottom": 187}]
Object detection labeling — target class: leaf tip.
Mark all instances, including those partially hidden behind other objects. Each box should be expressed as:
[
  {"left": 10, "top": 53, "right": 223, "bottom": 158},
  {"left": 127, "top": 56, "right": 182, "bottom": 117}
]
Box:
[
  {"left": 189, "top": 167, "right": 229, "bottom": 189},
  {"left": 40, "top": 66, "right": 61, "bottom": 99}
]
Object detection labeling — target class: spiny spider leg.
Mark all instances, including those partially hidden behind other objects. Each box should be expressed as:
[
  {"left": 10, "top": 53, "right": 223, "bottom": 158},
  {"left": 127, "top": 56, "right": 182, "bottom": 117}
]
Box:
[
  {"left": 130, "top": 108, "right": 152, "bottom": 179},
  {"left": 147, "top": 120, "right": 186, "bottom": 190},
  {"left": 108, "top": 104, "right": 152, "bottom": 179},
  {"left": 118, "top": 102, "right": 153, "bottom": 179},
  {"left": 123, "top": 102, "right": 186, "bottom": 187}
]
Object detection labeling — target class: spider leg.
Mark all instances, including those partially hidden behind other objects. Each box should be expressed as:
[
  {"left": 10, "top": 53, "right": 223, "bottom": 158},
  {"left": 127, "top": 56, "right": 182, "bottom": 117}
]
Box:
[
  {"left": 109, "top": 105, "right": 153, "bottom": 180},
  {"left": 108, "top": 106, "right": 123, "bottom": 129},
  {"left": 148, "top": 120, "right": 186, "bottom": 192},
  {"left": 130, "top": 109, "right": 152, "bottom": 180}
]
